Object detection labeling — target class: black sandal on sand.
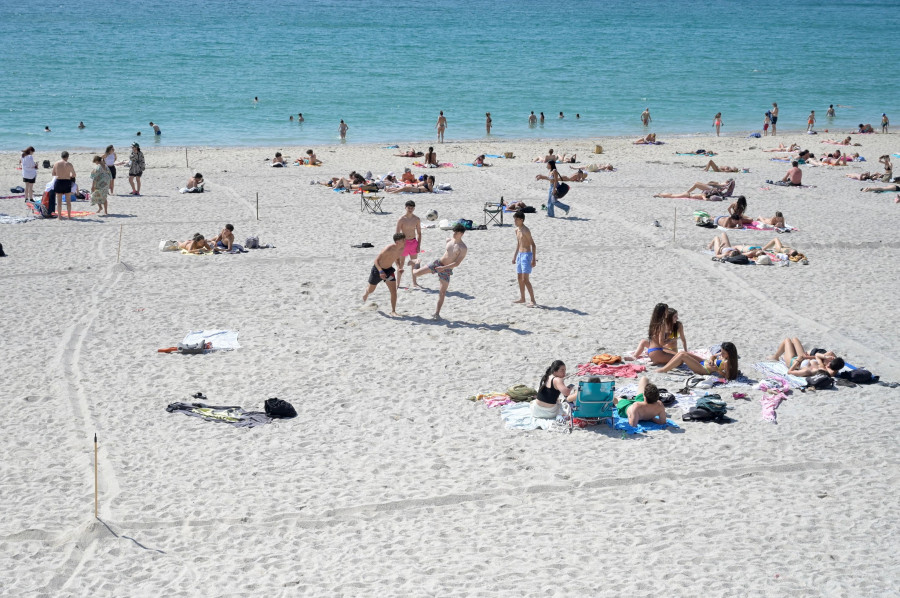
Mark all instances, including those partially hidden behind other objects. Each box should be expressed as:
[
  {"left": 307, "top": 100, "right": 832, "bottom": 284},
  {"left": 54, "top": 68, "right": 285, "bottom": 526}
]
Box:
[{"left": 192, "top": 392, "right": 207, "bottom": 400}]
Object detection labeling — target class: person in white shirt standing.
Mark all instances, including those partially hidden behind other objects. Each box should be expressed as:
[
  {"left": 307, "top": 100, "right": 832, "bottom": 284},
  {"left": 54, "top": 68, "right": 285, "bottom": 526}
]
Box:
[
  {"left": 20, "top": 147, "right": 38, "bottom": 201},
  {"left": 103, "top": 145, "right": 117, "bottom": 195}
]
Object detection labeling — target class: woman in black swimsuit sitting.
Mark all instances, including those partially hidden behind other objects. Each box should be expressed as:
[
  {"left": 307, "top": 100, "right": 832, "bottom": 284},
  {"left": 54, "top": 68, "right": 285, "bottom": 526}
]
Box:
[{"left": 532, "top": 360, "right": 577, "bottom": 419}]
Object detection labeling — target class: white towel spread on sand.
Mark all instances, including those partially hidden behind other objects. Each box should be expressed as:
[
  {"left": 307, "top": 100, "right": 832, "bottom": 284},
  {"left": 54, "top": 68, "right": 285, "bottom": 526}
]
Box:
[
  {"left": 0, "top": 213, "right": 34, "bottom": 224},
  {"left": 182, "top": 330, "right": 240, "bottom": 351}
]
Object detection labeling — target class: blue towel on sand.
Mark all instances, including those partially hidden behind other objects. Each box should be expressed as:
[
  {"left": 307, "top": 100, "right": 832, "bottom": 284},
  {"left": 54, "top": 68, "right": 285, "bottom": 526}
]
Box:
[
  {"left": 611, "top": 412, "right": 679, "bottom": 434},
  {"left": 484, "top": 154, "right": 504, "bottom": 158}
]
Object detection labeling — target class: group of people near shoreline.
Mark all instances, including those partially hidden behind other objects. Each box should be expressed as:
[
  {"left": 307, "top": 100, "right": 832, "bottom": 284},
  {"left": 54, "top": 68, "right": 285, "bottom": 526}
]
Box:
[{"left": 18, "top": 144, "right": 146, "bottom": 218}]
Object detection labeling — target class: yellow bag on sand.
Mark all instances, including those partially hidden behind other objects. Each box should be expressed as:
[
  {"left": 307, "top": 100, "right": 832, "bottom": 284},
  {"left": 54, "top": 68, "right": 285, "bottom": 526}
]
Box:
[{"left": 594, "top": 144, "right": 603, "bottom": 154}]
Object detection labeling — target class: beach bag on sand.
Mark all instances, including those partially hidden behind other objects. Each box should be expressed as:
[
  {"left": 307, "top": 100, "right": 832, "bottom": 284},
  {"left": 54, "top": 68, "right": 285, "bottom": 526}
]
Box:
[
  {"left": 245, "top": 236, "right": 259, "bottom": 249},
  {"left": 264, "top": 398, "right": 297, "bottom": 419},
  {"left": 506, "top": 384, "right": 537, "bottom": 402},
  {"left": 682, "top": 394, "right": 727, "bottom": 422},
  {"left": 553, "top": 182, "right": 570, "bottom": 199},
  {"left": 840, "top": 369, "right": 877, "bottom": 384},
  {"left": 725, "top": 254, "right": 750, "bottom": 265},
  {"left": 159, "top": 240, "right": 179, "bottom": 252},
  {"left": 806, "top": 373, "right": 834, "bottom": 390},
  {"left": 42, "top": 159, "right": 51, "bottom": 169}
]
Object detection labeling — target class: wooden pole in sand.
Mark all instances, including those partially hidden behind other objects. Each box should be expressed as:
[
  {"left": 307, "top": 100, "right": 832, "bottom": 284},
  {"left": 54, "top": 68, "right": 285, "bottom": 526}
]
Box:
[
  {"left": 93, "top": 433, "right": 98, "bottom": 519},
  {"left": 673, "top": 207, "right": 676, "bottom": 243},
  {"left": 185, "top": 148, "right": 189, "bottom": 168},
  {"left": 116, "top": 225, "right": 123, "bottom": 263},
  {"left": 256, "top": 192, "right": 259, "bottom": 220}
]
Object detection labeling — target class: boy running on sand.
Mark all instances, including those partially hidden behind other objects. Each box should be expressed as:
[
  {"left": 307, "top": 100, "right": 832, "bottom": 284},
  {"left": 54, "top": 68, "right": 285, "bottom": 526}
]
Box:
[
  {"left": 512, "top": 211, "right": 537, "bottom": 306},
  {"left": 413, "top": 223, "right": 468, "bottom": 319},
  {"left": 395, "top": 200, "right": 423, "bottom": 288},
  {"left": 362, "top": 233, "right": 406, "bottom": 317}
]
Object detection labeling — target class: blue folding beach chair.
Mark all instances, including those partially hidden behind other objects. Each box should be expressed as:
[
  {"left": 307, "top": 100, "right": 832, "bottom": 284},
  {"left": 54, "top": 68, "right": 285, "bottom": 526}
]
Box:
[{"left": 563, "top": 378, "right": 615, "bottom": 432}]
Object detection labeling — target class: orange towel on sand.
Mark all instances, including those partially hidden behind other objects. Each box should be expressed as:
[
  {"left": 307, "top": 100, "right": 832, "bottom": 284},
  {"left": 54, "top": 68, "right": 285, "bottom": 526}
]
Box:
[{"left": 591, "top": 354, "right": 622, "bottom": 365}]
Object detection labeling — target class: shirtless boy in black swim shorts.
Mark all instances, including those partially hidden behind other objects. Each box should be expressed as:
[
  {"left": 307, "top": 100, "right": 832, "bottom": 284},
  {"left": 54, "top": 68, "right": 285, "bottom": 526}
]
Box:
[{"left": 362, "top": 232, "right": 406, "bottom": 317}]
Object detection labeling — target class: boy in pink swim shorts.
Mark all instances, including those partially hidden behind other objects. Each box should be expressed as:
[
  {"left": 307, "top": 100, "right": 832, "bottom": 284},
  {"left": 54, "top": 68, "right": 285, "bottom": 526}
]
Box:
[{"left": 395, "top": 200, "right": 423, "bottom": 288}]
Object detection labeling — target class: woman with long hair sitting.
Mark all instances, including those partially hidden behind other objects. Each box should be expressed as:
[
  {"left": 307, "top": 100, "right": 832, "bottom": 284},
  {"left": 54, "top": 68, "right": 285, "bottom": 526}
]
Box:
[{"left": 658, "top": 342, "right": 740, "bottom": 379}]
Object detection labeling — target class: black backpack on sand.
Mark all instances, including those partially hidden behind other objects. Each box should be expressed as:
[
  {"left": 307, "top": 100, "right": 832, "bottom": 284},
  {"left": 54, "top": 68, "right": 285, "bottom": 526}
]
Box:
[
  {"left": 264, "top": 398, "right": 297, "bottom": 419},
  {"left": 682, "top": 394, "right": 728, "bottom": 422},
  {"left": 806, "top": 373, "right": 834, "bottom": 390}
]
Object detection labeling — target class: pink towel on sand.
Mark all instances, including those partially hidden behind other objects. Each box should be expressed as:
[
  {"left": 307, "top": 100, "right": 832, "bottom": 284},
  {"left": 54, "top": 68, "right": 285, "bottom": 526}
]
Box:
[
  {"left": 576, "top": 363, "right": 647, "bottom": 378},
  {"left": 761, "top": 392, "right": 787, "bottom": 423}
]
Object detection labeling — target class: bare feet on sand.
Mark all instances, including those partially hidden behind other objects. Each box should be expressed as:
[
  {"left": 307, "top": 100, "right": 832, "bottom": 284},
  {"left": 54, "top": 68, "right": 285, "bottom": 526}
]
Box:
[{"left": 513, "top": 299, "right": 525, "bottom": 304}]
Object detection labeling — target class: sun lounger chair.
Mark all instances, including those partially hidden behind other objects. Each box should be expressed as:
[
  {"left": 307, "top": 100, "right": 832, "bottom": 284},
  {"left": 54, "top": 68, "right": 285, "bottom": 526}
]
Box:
[{"left": 563, "top": 378, "right": 616, "bottom": 432}]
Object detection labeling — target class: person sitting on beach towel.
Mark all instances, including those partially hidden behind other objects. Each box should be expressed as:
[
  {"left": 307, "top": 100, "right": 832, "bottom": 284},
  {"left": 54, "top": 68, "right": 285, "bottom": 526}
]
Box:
[
  {"left": 703, "top": 160, "right": 742, "bottom": 173},
  {"left": 613, "top": 376, "right": 666, "bottom": 428},
  {"left": 178, "top": 233, "right": 213, "bottom": 254},
  {"left": 769, "top": 337, "right": 844, "bottom": 377},
  {"left": 473, "top": 155, "right": 491, "bottom": 167},
  {"left": 424, "top": 147, "right": 438, "bottom": 167},
  {"left": 212, "top": 223, "right": 240, "bottom": 252},
  {"left": 272, "top": 152, "right": 286, "bottom": 167},
  {"left": 394, "top": 148, "right": 423, "bottom": 157},
  {"left": 727, "top": 196, "right": 753, "bottom": 225},
  {"left": 858, "top": 123, "right": 875, "bottom": 133},
  {"left": 179, "top": 173, "right": 204, "bottom": 193},
  {"left": 531, "top": 360, "right": 578, "bottom": 419},
  {"left": 400, "top": 168, "right": 416, "bottom": 184},
  {"left": 633, "top": 303, "right": 690, "bottom": 363},
  {"left": 777, "top": 161, "right": 803, "bottom": 186},
  {"left": 304, "top": 149, "right": 322, "bottom": 165},
  {"left": 533, "top": 148, "right": 559, "bottom": 163},
  {"left": 659, "top": 341, "right": 740, "bottom": 379}
]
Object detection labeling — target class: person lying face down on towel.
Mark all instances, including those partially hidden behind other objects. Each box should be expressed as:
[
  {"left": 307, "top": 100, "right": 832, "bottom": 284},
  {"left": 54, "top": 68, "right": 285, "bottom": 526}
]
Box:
[
  {"left": 179, "top": 233, "right": 212, "bottom": 254},
  {"left": 769, "top": 338, "right": 845, "bottom": 378},
  {"left": 613, "top": 376, "right": 667, "bottom": 427}
]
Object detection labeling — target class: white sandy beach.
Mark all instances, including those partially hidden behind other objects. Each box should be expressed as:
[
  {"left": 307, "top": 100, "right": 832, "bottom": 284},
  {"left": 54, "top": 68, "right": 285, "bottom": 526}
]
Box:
[{"left": 1, "top": 131, "right": 899, "bottom": 597}]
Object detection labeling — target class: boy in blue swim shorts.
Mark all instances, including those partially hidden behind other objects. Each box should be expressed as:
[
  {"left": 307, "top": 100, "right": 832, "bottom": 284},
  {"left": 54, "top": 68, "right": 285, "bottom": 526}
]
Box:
[{"left": 511, "top": 210, "right": 537, "bottom": 307}]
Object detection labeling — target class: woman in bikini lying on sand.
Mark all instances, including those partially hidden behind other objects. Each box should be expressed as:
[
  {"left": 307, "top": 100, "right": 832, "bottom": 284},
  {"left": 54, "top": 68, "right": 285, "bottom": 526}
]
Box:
[
  {"left": 561, "top": 168, "right": 588, "bottom": 182},
  {"left": 658, "top": 341, "right": 740, "bottom": 379},
  {"left": 386, "top": 175, "right": 434, "bottom": 193},
  {"left": 178, "top": 233, "right": 212, "bottom": 254},
  {"left": 821, "top": 136, "right": 854, "bottom": 146},
  {"left": 581, "top": 163, "right": 615, "bottom": 172},
  {"left": 654, "top": 179, "right": 735, "bottom": 199},
  {"left": 757, "top": 211, "right": 786, "bottom": 228},
  {"left": 703, "top": 160, "right": 744, "bottom": 173},
  {"left": 394, "top": 149, "right": 423, "bottom": 157},
  {"left": 769, "top": 337, "right": 844, "bottom": 377},
  {"left": 633, "top": 133, "right": 658, "bottom": 144},
  {"left": 633, "top": 304, "right": 690, "bottom": 361},
  {"left": 849, "top": 156, "right": 892, "bottom": 181},
  {"left": 763, "top": 143, "right": 800, "bottom": 152},
  {"left": 711, "top": 233, "right": 805, "bottom": 261}
]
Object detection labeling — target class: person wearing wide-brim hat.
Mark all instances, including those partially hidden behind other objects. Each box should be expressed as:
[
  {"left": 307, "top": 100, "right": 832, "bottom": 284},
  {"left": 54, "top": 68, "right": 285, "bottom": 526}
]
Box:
[{"left": 128, "top": 142, "right": 145, "bottom": 196}]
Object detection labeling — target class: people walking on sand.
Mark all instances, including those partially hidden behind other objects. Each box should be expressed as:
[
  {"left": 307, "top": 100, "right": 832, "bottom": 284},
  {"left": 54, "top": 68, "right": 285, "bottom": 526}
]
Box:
[
  {"left": 436, "top": 111, "right": 447, "bottom": 143},
  {"left": 128, "top": 143, "right": 145, "bottom": 195},
  {"left": 103, "top": 145, "right": 117, "bottom": 195},
  {"left": 771, "top": 102, "right": 779, "bottom": 136},
  {"left": 90, "top": 155, "right": 112, "bottom": 216},
  {"left": 395, "top": 200, "right": 422, "bottom": 289},
  {"left": 536, "top": 160, "right": 570, "bottom": 218},
  {"left": 52, "top": 151, "right": 76, "bottom": 219},
  {"left": 882, "top": 113, "right": 890, "bottom": 133},
  {"left": 485, "top": 112, "right": 492, "bottom": 135},
  {"left": 412, "top": 223, "right": 468, "bottom": 319},
  {"left": 713, "top": 112, "right": 722, "bottom": 136},
  {"left": 512, "top": 211, "right": 537, "bottom": 307},
  {"left": 529, "top": 111, "right": 537, "bottom": 126},
  {"left": 339, "top": 119, "right": 349, "bottom": 140},
  {"left": 641, "top": 108, "right": 651, "bottom": 126},
  {"left": 149, "top": 121, "right": 161, "bottom": 136},
  {"left": 826, "top": 104, "right": 835, "bottom": 118},
  {"left": 362, "top": 232, "right": 406, "bottom": 317},
  {"left": 20, "top": 147, "right": 37, "bottom": 201},
  {"left": 807, "top": 110, "right": 816, "bottom": 132}
]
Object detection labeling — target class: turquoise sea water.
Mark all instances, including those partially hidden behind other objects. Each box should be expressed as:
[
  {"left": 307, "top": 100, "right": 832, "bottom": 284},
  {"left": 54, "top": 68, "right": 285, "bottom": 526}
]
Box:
[{"left": 1, "top": 0, "right": 898, "bottom": 150}]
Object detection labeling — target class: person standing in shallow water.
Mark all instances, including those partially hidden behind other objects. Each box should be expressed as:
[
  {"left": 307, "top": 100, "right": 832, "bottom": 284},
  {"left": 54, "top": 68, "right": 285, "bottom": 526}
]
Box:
[
  {"left": 641, "top": 108, "right": 651, "bottom": 126},
  {"left": 771, "top": 102, "right": 778, "bottom": 136},
  {"left": 436, "top": 111, "right": 447, "bottom": 143},
  {"left": 485, "top": 112, "right": 492, "bottom": 135},
  {"left": 339, "top": 119, "right": 348, "bottom": 140},
  {"left": 713, "top": 112, "right": 722, "bottom": 136}
]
